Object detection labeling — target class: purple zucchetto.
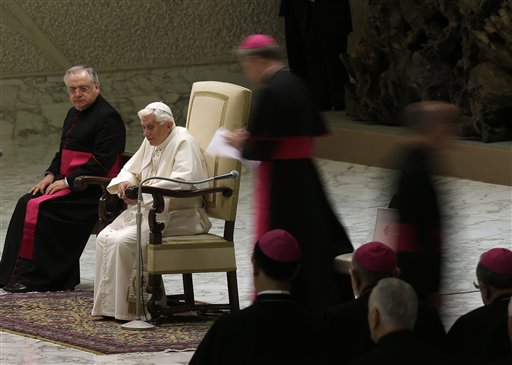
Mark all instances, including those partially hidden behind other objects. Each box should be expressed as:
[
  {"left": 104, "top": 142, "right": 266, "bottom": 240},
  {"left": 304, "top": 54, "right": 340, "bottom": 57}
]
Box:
[
  {"left": 480, "top": 248, "right": 512, "bottom": 276},
  {"left": 257, "top": 229, "right": 300, "bottom": 263},
  {"left": 238, "top": 34, "right": 278, "bottom": 50},
  {"left": 353, "top": 241, "right": 396, "bottom": 272}
]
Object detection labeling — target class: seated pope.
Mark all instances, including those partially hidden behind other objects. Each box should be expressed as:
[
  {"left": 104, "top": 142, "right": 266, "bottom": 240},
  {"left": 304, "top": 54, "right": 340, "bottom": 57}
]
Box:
[{"left": 91, "top": 101, "right": 212, "bottom": 321}]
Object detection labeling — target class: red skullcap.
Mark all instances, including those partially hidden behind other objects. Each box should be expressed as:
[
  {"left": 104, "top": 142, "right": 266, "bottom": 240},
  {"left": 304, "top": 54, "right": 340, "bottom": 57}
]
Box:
[
  {"left": 480, "top": 248, "right": 512, "bottom": 276},
  {"left": 353, "top": 241, "right": 396, "bottom": 272},
  {"left": 239, "top": 34, "right": 278, "bottom": 50},
  {"left": 257, "top": 229, "right": 300, "bottom": 263}
]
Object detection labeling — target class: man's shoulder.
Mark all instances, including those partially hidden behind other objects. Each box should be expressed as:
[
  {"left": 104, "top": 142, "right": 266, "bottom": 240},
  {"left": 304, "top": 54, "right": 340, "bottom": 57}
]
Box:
[
  {"left": 417, "top": 300, "right": 443, "bottom": 319},
  {"left": 210, "top": 304, "right": 255, "bottom": 329},
  {"left": 91, "top": 95, "right": 123, "bottom": 118},
  {"left": 268, "top": 69, "right": 306, "bottom": 91},
  {"left": 325, "top": 298, "right": 367, "bottom": 322},
  {"left": 172, "top": 126, "right": 199, "bottom": 143},
  {"left": 448, "top": 304, "right": 492, "bottom": 335}
]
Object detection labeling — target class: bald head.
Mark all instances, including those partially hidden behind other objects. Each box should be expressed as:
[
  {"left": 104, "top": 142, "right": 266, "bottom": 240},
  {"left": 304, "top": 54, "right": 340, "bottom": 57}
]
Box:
[{"left": 402, "top": 101, "right": 461, "bottom": 133}]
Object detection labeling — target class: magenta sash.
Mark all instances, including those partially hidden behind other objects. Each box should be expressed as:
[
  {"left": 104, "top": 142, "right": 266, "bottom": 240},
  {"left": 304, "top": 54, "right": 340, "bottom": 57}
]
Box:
[
  {"left": 248, "top": 136, "right": 314, "bottom": 160},
  {"left": 272, "top": 136, "right": 314, "bottom": 159},
  {"left": 19, "top": 189, "right": 70, "bottom": 258},
  {"left": 395, "top": 223, "right": 442, "bottom": 254},
  {"left": 255, "top": 161, "right": 272, "bottom": 239},
  {"left": 19, "top": 149, "right": 122, "bottom": 259}
]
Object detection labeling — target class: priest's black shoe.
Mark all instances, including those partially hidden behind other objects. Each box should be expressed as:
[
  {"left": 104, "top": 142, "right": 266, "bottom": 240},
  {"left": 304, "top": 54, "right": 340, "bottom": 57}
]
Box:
[{"left": 3, "top": 282, "right": 30, "bottom": 293}]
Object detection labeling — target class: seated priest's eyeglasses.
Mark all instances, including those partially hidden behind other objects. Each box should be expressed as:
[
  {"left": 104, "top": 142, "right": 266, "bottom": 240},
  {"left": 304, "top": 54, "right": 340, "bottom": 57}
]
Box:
[{"left": 67, "top": 85, "right": 92, "bottom": 95}]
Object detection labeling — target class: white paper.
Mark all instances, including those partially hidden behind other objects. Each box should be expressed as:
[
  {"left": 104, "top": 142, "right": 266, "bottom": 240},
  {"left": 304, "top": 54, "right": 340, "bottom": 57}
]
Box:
[{"left": 205, "top": 128, "right": 260, "bottom": 169}]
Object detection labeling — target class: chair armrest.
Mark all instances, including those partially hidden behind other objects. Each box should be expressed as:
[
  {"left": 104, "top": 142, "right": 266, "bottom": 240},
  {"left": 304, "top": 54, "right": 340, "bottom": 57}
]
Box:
[
  {"left": 143, "top": 185, "right": 233, "bottom": 198},
  {"left": 125, "top": 185, "right": 233, "bottom": 199},
  {"left": 73, "top": 176, "right": 112, "bottom": 190},
  {"left": 73, "top": 175, "right": 124, "bottom": 233},
  {"left": 126, "top": 185, "right": 234, "bottom": 245}
]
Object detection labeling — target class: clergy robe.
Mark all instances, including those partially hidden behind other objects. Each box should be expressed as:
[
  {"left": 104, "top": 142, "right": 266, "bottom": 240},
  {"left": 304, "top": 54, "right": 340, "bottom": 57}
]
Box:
[
  {"left": 445, "top": 294, "right": 511, "bottom": 365},
  {"left": 325, "top": 287, "right": 447, "bottom": 364},
  {"left": 389, "top": 143, "right": 444, "bottom": 301},
  {"left": 242, "top": 68, "right": 354, "bottom": 317},
  {"left": 92, "top": 126, "right": 212, "bottom": 321},
  {"left": 189, "top": 292, "right": 327, "bottom": 365},
  {"left": 348, "top": 331, "right": 451, "bottom": 365},
  {"left": 0, "top": 94, "right": 125, "bottom": 291}
]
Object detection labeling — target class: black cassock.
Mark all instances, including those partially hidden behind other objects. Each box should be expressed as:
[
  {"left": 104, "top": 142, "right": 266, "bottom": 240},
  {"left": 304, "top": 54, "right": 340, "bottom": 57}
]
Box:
[
  {"left": 348, "top": 331, "right": 451, "bottom": 365},
  {"left": 0, "top": 94, "right": 125, "bottom": 291},
  {"left": 389, "top": 144, "right": 444, "bottom": 301},
  {"left": 242, "top": 68, "right": 353, "bottom": 317},
  {"left": 189, "top": 293, "right": 327, "bottom": 365},
  {"left": 446, "top": 294, "right": 512, "bottom": 365},
  {"left": 324, "top": 287, "right": 447, "bottom": 364}
]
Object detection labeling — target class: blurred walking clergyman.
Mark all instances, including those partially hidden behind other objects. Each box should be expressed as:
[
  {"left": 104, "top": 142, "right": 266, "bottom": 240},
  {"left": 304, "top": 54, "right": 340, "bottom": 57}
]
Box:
[
  {"left": 226, "top": 34, "right": 354, "bottom": 317},
  {"left": 389, "top": 101, "right": 461, "bottom": 307}
]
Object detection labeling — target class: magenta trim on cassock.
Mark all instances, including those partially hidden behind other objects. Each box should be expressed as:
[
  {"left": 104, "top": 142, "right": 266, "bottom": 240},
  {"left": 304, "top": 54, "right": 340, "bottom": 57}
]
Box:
[{"left": 19, "top": 149, "right": 122, "bottom": 259}]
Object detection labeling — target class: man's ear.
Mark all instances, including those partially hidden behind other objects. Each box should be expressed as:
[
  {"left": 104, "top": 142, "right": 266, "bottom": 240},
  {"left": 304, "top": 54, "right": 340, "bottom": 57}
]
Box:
[
  {"left": 369, "top": 307, "right": 379, "bottom": 329},
  {"left": 252, "top": 262, "right": 259, "bottom": 277},
  {"left": 350, "top": 267, "right": 360, "bottom": 296},
  {"left": 394, "top": 267, "right": 401, "bottom": 278},
  {"left": 291, "top": 263, "right": 300, "bottom": 280},
  {"left": 368, "top": 306, "right": 380, "bottom": 343},
  {"left": 479, "top": 282, "right": 493, "bottom": 305}
]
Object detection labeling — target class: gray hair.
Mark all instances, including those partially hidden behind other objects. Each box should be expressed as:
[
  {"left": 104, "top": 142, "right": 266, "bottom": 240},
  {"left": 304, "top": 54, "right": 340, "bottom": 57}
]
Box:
[
  {"left": 351, "top": 259, "right": 395, "bottom": 286},
  {"left": 63, "top": 65, "right": 99, "bottom": 85},
  {"left": 137, "top": 108, "right": 175, "bottom": 126},
  {"left": 235, "top": 44, "right": 283, "bottom": 60},
  {"left": 402, "top": 100, "right": 461, "bottom": 132},
  {"left": 369, "top": 277, "right": 418, "bottom": 330}
]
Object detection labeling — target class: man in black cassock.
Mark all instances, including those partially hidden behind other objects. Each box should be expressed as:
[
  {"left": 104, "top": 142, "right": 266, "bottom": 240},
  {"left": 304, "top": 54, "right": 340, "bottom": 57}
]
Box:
[
  {"left": 227, "top": 34, "right": 354, "bottom": 318},
  {"left": 388, "top": 101, "right": 460, "bottom": 307},
  {"left": 325, "top": 241, "right": 446, "bottom": 364},
  {"left": 446, "top": 248, "right": 512, "bottom": 365},
  {"left": 189, "top": 229, "right": 327, "bottom": 365},
  {"left": 0, "top": 65, "right": 126, "bottom": 293},
  {"left": 348, "top": 278, "right": 451, "bottom": 365}
]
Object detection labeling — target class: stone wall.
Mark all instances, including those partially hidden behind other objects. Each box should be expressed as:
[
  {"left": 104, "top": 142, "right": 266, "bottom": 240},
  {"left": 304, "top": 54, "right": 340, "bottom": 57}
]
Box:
[
  {"left": 1, "top": 63, "right": 249, "bottom": 139},
  {"left": 345, "top": 0, "right": 512, "bottom": 142},
  {"left": 0, "top": 0, "right": 283, "bottom": 140}
]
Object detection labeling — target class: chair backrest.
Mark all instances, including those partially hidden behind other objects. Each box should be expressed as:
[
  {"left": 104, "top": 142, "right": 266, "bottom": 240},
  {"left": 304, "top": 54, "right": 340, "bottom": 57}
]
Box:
[{"left": 185, "top": 81, "right": 252, "bottom": 221}]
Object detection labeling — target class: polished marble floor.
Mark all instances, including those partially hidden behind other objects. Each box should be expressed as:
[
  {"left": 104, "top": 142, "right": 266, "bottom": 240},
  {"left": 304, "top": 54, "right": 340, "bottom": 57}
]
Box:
[{"left": 0, "top": 129, "right": 511, "bottom": 364}]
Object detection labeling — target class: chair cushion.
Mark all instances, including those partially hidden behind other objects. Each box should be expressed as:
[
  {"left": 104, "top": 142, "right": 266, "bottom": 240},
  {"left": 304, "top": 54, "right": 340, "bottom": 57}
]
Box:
[{"left": 147, "top": 234, "right": 236, "bottom": 274}]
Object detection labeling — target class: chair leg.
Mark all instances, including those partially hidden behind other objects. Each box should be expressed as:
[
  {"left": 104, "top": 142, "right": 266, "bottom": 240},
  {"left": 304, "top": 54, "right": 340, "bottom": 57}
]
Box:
[
  {"left": 182, "top": 273, "right": 195, "bottom": 305},
  {"left": 227, "top": 271, "right": 240, "bottom": 312},
  {"left": 147, "top": 274, "right": 164, "bottom": 320}
]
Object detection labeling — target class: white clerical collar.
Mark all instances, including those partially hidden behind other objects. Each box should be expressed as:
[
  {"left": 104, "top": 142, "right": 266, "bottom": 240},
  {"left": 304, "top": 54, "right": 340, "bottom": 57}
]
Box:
[{"left": 257, "top": 290, "right": 291, "bottom": 296}]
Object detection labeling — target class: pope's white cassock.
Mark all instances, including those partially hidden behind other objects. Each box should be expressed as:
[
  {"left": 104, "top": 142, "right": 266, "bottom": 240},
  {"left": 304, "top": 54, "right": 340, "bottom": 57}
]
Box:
[{"left": 92, "top": 126, "right": 212, "bottom": 321}]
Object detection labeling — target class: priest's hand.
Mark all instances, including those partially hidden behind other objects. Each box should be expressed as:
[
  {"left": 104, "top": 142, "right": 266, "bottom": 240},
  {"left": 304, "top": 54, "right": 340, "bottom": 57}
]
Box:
[
  {"left": 30, "top": 174, "right": 55, "bottom": 195},
  {"left": 225, "top": 128, "right": 249, "bottom": 150},
  {"left": 45, "top": 179, "right": 68, "bottom": 195}
]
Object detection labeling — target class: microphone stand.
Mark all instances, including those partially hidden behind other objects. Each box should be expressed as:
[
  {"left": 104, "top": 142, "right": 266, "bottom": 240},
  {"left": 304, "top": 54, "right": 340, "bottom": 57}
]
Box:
[{"left": 121, "top": 171, "right": 239, "bottom": 330}]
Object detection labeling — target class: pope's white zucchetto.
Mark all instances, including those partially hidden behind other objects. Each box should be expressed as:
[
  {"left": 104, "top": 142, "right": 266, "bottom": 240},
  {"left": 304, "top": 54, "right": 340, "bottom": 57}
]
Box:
[{"left": 145, "top": 101, "right": 173, "bottom": 117}]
